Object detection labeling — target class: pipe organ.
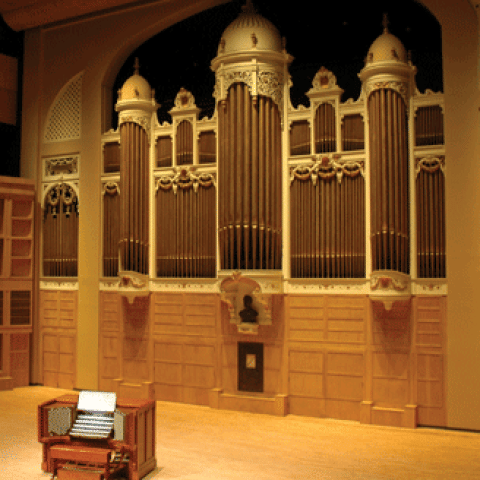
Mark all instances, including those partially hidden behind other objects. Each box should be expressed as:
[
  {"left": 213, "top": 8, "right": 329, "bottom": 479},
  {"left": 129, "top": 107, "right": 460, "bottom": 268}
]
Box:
[
  {"left": 156, "top": 169, "right": 216, "bottom": 278},
  {"left": 114, "top": 59, "right": 158, "bottom": 279},
  {"left": 94, "top": 9, "right": 446, "bottom": 294},
  {"left": 415, "top": 105, "right": 444, "bottom": 146},
  {"left": 367, "top": 88, "right": 409, "bottom": 273},
  {"left": 119, "top": 121, "right": 150, "bottom": 275},
  {"left": 103, "top": 182, "right": 120, "bottom": 277},
  {"left": 43, "top": 183, "right": 79, "bottom": 277},
  {"left": 416, "top": 157, "right": 446, "bottom": 278},
  {"left": 218, "top": 84, "right": 283, "bottom": 270},
  {"left": 315, "top": 103, "right": 336, "bottom": 153},
  {"left": 290, "top": 159, "right": 365, "bottom": 278}
]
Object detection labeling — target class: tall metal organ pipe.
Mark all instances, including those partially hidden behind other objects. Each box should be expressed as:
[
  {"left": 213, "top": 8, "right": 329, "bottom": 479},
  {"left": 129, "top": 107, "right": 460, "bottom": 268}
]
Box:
[
  {"left": 119, "top": 121, "right": 150, "bottom": 275},
  {"left": 368, "top": 88, "right": 409, "bottom": 273},
  {"left": 218, "top": 83, "right": 282, "bottom": 270}
]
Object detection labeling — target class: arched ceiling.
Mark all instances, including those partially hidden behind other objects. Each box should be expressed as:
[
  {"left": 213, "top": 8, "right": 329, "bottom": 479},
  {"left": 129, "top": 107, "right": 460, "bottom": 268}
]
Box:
[{"left": 0, "top": 0, "right": 478, "bottom": 31}]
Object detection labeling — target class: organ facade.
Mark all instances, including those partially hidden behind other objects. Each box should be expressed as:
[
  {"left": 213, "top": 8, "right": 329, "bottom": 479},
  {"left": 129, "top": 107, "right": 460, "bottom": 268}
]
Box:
[{"left": 37, "top": 3, "right": 446, "bottom": 428}]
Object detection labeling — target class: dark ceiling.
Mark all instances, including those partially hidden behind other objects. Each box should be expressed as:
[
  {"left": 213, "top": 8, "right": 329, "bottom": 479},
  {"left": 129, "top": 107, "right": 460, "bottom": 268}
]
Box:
[{"left": 113, "top": 0, "right": 443, "bottom": 124}]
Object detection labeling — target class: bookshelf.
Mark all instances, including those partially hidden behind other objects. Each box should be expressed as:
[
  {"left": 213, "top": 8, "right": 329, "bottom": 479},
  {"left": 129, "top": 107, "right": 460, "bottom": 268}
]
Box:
[{"left": 0, "top": 177, "right": 35, "bottom": 390}]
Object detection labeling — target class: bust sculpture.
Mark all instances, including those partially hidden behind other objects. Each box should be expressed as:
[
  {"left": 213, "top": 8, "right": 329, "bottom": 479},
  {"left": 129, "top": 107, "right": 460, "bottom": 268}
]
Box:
[{"left": 239, "top": 294, "right": 258, "bottom": 324}]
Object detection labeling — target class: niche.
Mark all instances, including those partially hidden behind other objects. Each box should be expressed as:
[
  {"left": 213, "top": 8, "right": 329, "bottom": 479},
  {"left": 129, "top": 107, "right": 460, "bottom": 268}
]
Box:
[{"left": 238, "top": 342, "right": 263, "bottom": 393}]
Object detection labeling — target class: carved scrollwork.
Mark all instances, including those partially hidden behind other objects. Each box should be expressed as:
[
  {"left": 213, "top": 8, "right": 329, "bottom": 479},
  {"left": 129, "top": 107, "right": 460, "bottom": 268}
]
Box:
[
  {"left": 290, "top": 155, "right": 365, "bottom": 185},
  {"left": 171, "top": 88, "right": 197, "bottom": 111},
  {"left": 309, "top": 66, "right": 338, "bottom": 92},
  {"left": 223, "top": 71, "right": 253, "bottom": 96},
  {"left": 45, "top": 183, "right": 79, "bottom": 218},
  {"left": 119, "top": 114, "right": 150, "bottom": 132},
  {"left": 365, "top": 80, "right": 408, "bottom": 105},
  {"left": 415, "top": 156, "right": 445, "bottom": 177},
  {"left": 371, "top": 275, "right": 408, "bottom": 291},
  {"left": 103, "top": 182, "right": 120, "bottom": 196},
  {"left": 45, "top": 156, "right": 79, "bottom": 178},
  {"left": 156, "top": 167, "right": 216, "bottom": 194},
  {"left": 257, "top": 71, "right": 284, "bottom": 107}
]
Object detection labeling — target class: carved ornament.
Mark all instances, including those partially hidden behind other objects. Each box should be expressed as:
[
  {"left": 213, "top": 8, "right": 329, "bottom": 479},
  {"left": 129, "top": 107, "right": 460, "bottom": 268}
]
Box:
[
  {"left": 365, "top": 80, "right": 408, "bottom": 106},
  {"left": 215, "top": 69, "right": 284, "bottom": 111},
  {"left": 45, "top": 156, "right": 79, "bottom": 178},
  {"left": 170, "top": 88, "right": 197, "bottom": 112},
  {"left": 415, "top": 156, "right": 445, "bottom": 177},
  {"left": 118, "top": 114, "right": 151, "bottom": 142},
  {"left": 156, "top": 167, "right": 216, "bottom": 194},
  {"left": 219, "top": 271, "right": 272, "bottom": 327},
  {"left": 290, "top": 155, "right": 365, "bottom": 185},
  {"left": 103, "top": 182, "right": 120, "bottom": 196},
  {"left": 369, "top": 270, "right": 411, "bottom": 311},
  {"left": 309, "top": 67, "right": 339, "bottom": 92},
  {"left": 45, "top": 183, "right": 79, "bottom": 217},
  {"left": 117, "top": 271, "right": 150, "bottom": 303}
]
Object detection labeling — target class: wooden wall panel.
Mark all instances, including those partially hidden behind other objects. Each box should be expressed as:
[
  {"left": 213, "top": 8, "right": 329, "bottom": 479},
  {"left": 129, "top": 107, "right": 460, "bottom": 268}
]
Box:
[
  {"left": 153, "top": 292, "right": 219, "bottom": 405},
  {"left": 39, "top": 290, "right": 77, "bottom": 389},
  {"left": 286, "top": 295, "right": 366, "bottom": 419},
  {"left": 99, "top": 292, "right": 121, "bottom": 392},
  {"left": 372, "top": 351, "right": 409, "bottom": 407},
  {"left": 288, "top": 296, "right": 325, "bottom": 342},
  {"left": 414, "top": 296, "right": 446, "bottom": 427},
  {"left": 9, "top": 333, "right": 29, "bottom": 387},
  {"left": 264, "top": 345, "right": 282, "bottom": 394}
]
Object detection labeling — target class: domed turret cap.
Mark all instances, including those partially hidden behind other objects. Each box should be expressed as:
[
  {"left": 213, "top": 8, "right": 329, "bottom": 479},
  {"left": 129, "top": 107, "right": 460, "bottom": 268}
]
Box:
[
  {"left": 217, "top": 0, "right": 283, "bottom": 55},
  {"left": 119, "top": 58, "right": 152, "bottom": 101},
  {"left": 366, "top": 14, "right": 407, "bottom": 64}
]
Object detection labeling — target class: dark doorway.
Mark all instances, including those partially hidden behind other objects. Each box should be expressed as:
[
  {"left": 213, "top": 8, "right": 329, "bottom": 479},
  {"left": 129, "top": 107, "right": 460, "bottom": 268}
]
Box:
[{"left": 238, "top": 342, "right": 263, "bottom": 393}]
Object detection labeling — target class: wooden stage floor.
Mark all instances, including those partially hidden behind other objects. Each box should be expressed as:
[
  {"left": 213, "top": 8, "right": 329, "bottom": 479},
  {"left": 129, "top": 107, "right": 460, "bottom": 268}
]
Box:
[{"left": 1, "top": 386, "right": 479, "bottom": 479}]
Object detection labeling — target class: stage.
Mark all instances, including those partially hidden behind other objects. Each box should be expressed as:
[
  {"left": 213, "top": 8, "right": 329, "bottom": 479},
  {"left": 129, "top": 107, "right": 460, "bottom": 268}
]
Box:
[{"left": 1, "top": 386, "right": 478, "bottom": 479}]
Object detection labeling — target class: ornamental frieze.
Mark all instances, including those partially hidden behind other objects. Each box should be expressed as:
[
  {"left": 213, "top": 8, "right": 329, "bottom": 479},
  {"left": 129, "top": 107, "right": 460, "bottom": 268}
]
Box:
[
  {"left": 215, "top": 69, "right": 284, "bottom": 110},
  {"left": 365, "top": 80, "right": 409, "bottom": 106},
  {"left": 290, "top": 155, "right": 365, "bottom": 185},
  {"left": 156, "top": 167, "right": 216, "bottom": 194}
]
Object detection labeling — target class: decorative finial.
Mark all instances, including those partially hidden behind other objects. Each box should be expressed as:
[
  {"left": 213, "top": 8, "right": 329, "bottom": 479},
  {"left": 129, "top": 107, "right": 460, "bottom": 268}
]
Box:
[
  {"left": 134, "top": 57, "right": 140, "bottom": 75},
  {"left": 242, "top": 0, "right": 257, "bottom": 13},
  {"left": 382, "top": 13, "right": 389, "bottom": 33}
]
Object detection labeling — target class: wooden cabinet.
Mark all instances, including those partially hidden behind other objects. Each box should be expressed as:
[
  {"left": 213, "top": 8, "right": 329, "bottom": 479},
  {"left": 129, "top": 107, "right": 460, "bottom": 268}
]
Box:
[{"left": 0, "top": 176, "right": 35, "bottom": 390}]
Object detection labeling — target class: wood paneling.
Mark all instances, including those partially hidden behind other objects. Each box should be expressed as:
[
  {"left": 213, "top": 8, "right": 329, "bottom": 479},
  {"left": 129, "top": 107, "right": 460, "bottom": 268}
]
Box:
[
  {"left": 284, "top": 294, "right": 446, "bottom": 427},
  {"left": 153, "top": 292, "right": 219, "bottom": 405},
  {"left": 414, "top": 296, "right": 446, "bottom": 427},
  {"left": 39, "top": 290, "right": 77, "bottom": 389}
]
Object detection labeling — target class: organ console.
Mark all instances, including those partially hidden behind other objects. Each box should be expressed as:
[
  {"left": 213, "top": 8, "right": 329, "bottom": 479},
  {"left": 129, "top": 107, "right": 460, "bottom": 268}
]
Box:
[{"left": 38, "top": 391, "right": 156, "bottom": 480}]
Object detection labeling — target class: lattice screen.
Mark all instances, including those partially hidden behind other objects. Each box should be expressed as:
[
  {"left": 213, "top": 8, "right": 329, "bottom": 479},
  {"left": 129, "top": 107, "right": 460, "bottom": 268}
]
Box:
[{"left": 44, "top": 73, "right": 83, "bottom": 142}]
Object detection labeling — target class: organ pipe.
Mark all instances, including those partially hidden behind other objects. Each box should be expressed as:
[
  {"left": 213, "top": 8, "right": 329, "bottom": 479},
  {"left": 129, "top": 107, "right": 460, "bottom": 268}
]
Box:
[
  {"left": 119, "top": 121, "right": 149, "bottom": 275},
  {"left": 315, "top": 103, "right": 336, "bottom": 153},
  {"left": 157, "top": 136, "right": 172, "bottom": 168},
  {"left": 416, "top": 161, "right": 446, "bottom": 278},
  {"left": 156, "top": 175, "right": 216, "bottom": 278},
  {"left": 43, "top": 184, "right": 79, "bottom": 277},
  {"left": 368, "top": 88, "right": 409, "bottom": 274},
  {"left": 199, "top": 131, "right": 216, "bottom": 164},
  {"left": 342, "top": 114, "right": 365, "bottom": 151},
  {"left": 290, "top": 120, "right": 311, "bottom": 156},
  {"left": 176, "top": 120, "right": 194, "bottom": 165},
  {"left": 218, "top": 83, "right": 282, "bottom": 270},
  {"left": 290, "top": 164, "right": 365, "bottom": 278},
  {"left": 103, "top": 183, "right": 120, "bottom": 277},
  {"left": 415, "top": 105, "right": 444, "bottom": 146}
]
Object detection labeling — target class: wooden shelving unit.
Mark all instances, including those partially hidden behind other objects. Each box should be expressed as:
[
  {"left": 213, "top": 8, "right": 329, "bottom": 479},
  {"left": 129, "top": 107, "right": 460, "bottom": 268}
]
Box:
[{"left": 0, "top": 176, "right": 35, "bottom": 391}]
